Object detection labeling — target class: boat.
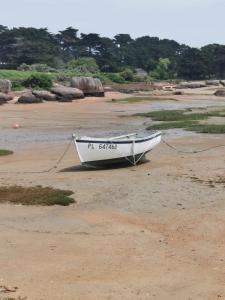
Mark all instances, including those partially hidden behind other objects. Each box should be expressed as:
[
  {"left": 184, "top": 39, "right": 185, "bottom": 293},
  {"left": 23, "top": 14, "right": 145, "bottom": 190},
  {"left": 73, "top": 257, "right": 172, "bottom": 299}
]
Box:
[{"left": 72, "top": 131, "right": 161, "bottom": 167}]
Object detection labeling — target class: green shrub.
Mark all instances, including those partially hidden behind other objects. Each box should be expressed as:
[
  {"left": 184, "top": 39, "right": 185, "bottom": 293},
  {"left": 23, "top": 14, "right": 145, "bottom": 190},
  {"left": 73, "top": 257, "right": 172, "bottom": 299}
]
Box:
[
  {"left": 17, "top": 63, "right": 31, "bottom": 71},
  {"left": 133, "top": 75, "right": 147, "bottom": 82},
  {"left": 120, "top": 68, "right": 134, "bottom": 81},
  {"left": 12, "top": 81, "right": 24, "bottom": 91},
  {"left": 105, "top": 73, "right": 125, "bottom": 83},
  {"left": 18, "top": 63, "right": 56, "bottom": 72},
  {"left": 66, "top": 57, "right": 100, "bottom": 73},
  {"left": 23, "top": 73, "right": 53, "bottom": 89},
  {"left": 149, "top": 58, "right": 171, "bottom": 80},
  {"left": 0, "top": 70, "right": 56, "bottom": 90}
]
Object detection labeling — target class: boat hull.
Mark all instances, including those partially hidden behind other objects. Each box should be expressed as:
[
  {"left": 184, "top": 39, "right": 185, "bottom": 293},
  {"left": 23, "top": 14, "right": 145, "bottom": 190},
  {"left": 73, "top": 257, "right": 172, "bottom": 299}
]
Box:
[
  {"left": 82, "top": 152, "right": 149, "bottom": 167},
  {"left": 73, "top": 132, "right": 161, "bottom": 166}
]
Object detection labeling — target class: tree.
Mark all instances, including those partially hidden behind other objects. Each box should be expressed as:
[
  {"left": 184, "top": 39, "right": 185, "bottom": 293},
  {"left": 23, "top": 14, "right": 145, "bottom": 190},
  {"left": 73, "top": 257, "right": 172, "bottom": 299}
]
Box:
[
  {"left": 177, "top": 47, "right": 207, "bottom": 80},
  {"left": 0, "top": 24, "right": 225, "bottom": 80},
  {"left": 80, "top": 33, "right": 101, "bottom": 56},
  {"left": 114, "top": 34, "right": 133, "bottom": 47},
  {"left": 150, "top": 58, "right": 171, "bottom": 80},
  {"left": 56, "top": 27, "right": 79, "bottom": 59},
  {"left": 95, "top": 37, "right": 119, "bottom": 71},
  {"left": 66, "top": 57, "right": 99, "bottom": 73},
  {"left": 0, "top": 27, "right": 61, "bottom": 68},
  {"left": 201, "top": 44, "right": 225, "bottom": 78},
  {"left": 113, "top": 34, "right": 134, "bottom": 68}
]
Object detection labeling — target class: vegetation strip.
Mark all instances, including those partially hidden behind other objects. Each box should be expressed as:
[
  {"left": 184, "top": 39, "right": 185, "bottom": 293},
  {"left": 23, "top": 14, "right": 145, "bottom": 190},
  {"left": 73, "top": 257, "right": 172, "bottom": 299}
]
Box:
[
  {"left": 0, "top": 186, "right": 75, "bottom": 206},
  {"left": 0, "top": 150, "right": 13, "bottom": 156},
  {"left": 136, "top": 108, "right": 225, "bottom": 134},
  {"left": 114, "top": 96, "right": 177, "bottom": 103},
  {"left": 0, "top": 26, "right": 225, "bottom": 81}
]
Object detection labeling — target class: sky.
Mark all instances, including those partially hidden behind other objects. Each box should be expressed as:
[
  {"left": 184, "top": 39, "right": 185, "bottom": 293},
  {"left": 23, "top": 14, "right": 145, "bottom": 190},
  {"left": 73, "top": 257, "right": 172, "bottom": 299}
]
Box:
[{"left": 0, "top": 0, "right": 224, "bottom": 47}]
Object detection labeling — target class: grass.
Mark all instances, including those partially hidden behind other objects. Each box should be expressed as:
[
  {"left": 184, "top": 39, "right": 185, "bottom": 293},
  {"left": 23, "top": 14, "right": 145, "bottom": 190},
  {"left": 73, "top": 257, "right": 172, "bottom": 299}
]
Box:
[
  {"left": 0, "top": 70, "right": 57, "bottom": 91},
  {"left": 0, "top": 185, "right": 75, "bottom": 206},
  {"left": 147, "top": 121, "right": 197, "bottom": 131},
  {"left": 114, "top": 96, "right": 177, "bottom": 103},
  {"left": 187, "top": 124, "right": 225, "bottom": 134},
  {"left": 0, "top": 149, "right": 13, "bottom": 156},
  {"left": 0, "top": 296, "right": 27, "bottom": 300},
  {"left": 1, "top": 298, "right": 19, "bottom": 300},
  {"left": 0, "top": 70, "right": 57, "bottom": 81},
  {"left": 0, "top": 69, "right": 149, "bottom": 92},
  {"left": 147, "top": 122, "right": 225, "bottom": 133},
  {"left": 142, "top": 108, "right": 225, "bottom": 134},
  {"left": 0, "top": 69, "right": 110, "bottom": 90},
  {"left": 136, "top": 109, "right": 211, "bottom": 121}
]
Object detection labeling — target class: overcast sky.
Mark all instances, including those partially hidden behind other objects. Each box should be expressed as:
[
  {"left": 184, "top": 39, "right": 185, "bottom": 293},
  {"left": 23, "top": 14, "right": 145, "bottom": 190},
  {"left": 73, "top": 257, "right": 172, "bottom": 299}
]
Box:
[{"left": 1, "top": 0, "right": 224, "bottom": 47}]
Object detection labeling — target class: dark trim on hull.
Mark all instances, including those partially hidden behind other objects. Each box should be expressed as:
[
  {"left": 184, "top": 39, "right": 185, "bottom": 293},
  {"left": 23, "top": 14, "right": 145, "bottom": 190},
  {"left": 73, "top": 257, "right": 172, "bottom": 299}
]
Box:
[
  {"left": 82, "top": 152, "right": 150, "bottom": 168},
  {"left": 76, "top": 133, "right": 161, "bottom": 145}
]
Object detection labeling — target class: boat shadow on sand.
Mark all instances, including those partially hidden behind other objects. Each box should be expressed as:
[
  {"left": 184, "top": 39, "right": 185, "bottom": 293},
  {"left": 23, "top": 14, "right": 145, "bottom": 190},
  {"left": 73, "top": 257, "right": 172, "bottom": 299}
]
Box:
[{"left": 59, "top": 159, "right": 150, "bottom": 172}]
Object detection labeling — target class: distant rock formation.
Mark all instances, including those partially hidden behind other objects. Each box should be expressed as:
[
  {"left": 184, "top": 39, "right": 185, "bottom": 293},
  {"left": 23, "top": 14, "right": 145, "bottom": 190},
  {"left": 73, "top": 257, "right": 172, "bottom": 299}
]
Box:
[
  {"left": 32, "top": 90, "right": 57, "bottom": 101},
  {"left": 0, "top": 92, "right": 13, "bottom": 104},
  {"left": 220, "top": 80, "right": 225, "bottom": 87},
  {"left": 17, "top": 92, "right": 43, "bottom": 104},
  {"left": 205, "top": 80, "right": 220, "bottom": 86},
  {"left": 176, "top": 82, "right": 207, "bottom": 89},
  {"left": 51, "top": 86, "right": 84, "bottom": 102},
  {"left": 0, "top": 79, "right": 12, "bottom": 93},
  {"left": 135, "top": 68, "right": 148, "bottom": 78},
  {"left": 214, "top": 89, "right": 225, "bottom": 97},
  {"left": 71, "top": 77, "right": 104, "bottom": 97}
]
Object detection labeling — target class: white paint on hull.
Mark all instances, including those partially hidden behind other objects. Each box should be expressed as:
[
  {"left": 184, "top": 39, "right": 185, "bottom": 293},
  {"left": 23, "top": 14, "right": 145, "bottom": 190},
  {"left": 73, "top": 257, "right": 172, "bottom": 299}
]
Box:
[{"left": 73, "top": 132, "right": 161, "bottom": 165}]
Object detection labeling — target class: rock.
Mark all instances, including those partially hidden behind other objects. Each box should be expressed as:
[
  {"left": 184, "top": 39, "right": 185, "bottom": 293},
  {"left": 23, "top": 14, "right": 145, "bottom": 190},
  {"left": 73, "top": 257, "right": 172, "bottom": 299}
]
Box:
[
  {"left": 176, "top": 82, "right": 207, "bottom": 89},
  {"left": 0, "top": 285, "right": 18, "bottom": 293},
  {"left": 51, "top": 86, "right": 84, "bottom": 101},
  {"left": 214, "top": 89, "right": 225, "bottom": 97},
  {"left": 32, "top": 90, "right": 56, "bottom": 101},
  {"left": 135, "top": 68, "right": 148, "bottom": 78},
  {"left": 0, "top": 92, "right": 13, "bottom": 102},
  {"left": 71, "top": 77, "right": 104, "bottom": 97},
  {"left": 17, "top": 92, "right": 43, "bottom": 104},
  {"left": 0, "top": 79, "right": 12, "bottom": 93},
  {"left": 205, "top": 80, "right": 220, "bottom": 86},
  {"left": 173, "top": 91, "right": 183, "bottom": 95},
  {"left": 104, "top": 86, "right": 114, "bottom": 92},
  {"left": 220, "top": 80, "right": 225, "bottom": 87}
]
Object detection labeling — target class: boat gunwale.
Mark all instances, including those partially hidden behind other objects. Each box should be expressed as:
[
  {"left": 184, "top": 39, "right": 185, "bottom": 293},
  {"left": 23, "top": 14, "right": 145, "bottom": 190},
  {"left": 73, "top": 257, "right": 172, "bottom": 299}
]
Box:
[{"left": 75, "top": 132, "right": 161, "bottom": 145}]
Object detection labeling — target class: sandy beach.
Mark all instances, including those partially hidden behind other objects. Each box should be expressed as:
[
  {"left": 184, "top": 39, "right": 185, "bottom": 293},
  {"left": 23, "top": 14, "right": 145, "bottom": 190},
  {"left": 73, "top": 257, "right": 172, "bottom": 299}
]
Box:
[{"left": 1, "top": 89, "right": 225, "bottom": 300}]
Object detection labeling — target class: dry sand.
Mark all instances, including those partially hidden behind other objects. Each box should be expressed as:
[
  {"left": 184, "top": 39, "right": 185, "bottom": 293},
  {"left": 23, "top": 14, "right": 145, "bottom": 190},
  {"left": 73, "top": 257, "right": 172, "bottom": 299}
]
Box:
[{"left": 0, "top": 90, "right": 225, "bottom": 299}]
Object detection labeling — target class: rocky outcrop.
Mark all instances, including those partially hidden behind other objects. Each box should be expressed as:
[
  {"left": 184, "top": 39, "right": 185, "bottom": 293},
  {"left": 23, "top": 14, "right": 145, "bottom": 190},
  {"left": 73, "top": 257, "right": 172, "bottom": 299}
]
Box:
[
  {"left": 71, "top": 77, "right": 104, "bottom": 97},
  {"left": 205, "top": 80, "right": 220, "bottom": 86},
  {"left": 135, "top": 68, "right": 148, "bottom": 78},
  {"left": 220, "top": 80, "right": 225, "bottom": 87},
  {"left": 214, "top": 89, "right": 225, "bottom": 97},
  {"left": 0, "top": 79, "right": 12, "bottom": 93},
  {"left": 173, "top": 91, "right": 183, "bottom": 95},
  {"left": 176, "top": 82, "right": 207, "bottom": 89},
  {"left": 17, "top": 93, "right": 43, "bottom": 104},
  {"left": 0, "top": 93, "right": 13, "bottom": 103},
  {"left": 32, "top": 90, "right": 56, "bottom": 101},
  {"left": 51, "top": 86, "right": 84, "bottom": 102}
]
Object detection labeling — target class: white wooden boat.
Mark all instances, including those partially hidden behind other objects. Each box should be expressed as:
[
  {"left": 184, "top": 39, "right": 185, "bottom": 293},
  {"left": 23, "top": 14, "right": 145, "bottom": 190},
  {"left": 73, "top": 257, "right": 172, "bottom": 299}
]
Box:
[{"left": 72, "top": 131, "right": 161, "bottom": 167}]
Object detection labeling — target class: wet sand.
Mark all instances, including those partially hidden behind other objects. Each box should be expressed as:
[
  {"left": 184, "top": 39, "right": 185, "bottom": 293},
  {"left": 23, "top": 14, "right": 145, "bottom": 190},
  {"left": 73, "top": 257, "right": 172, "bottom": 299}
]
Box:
[{"left": 0, "top": 90, "right": 225, "bottom": 299}]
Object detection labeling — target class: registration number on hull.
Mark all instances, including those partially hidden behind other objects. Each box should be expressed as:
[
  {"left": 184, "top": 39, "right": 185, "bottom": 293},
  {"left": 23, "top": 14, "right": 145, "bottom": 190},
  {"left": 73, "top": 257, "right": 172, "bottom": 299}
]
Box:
[{"left": 88, "top": 143, "right": 117, "bottom": 150}]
